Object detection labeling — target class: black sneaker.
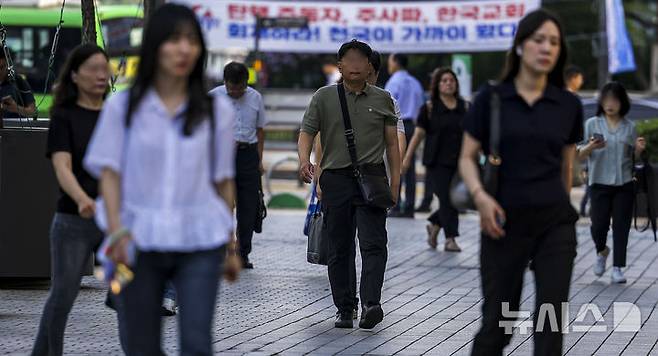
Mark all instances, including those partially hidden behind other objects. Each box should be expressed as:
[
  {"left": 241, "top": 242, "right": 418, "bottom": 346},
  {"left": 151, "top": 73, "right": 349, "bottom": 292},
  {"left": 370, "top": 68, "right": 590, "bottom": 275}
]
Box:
[
  {"left": 242, "top": 258, "right": 254, "bottom": 269},
  {"left": 359, "top": 305, "right": 384, "bottom": 329},
  {"left": 335, "top": 312, "right": 353, "bottom": 328}
]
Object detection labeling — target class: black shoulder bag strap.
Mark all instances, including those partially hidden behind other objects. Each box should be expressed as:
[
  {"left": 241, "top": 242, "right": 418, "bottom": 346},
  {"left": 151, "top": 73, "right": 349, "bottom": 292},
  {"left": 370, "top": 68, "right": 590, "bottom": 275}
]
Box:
[
  {"left": 488, "top": 86, "right": 501, "bottom": 164},
  {"left": 482, "top": 85, "right": 501, "bottom": 195},
  {"left": 337, "top": 84, "right": 359, "bottom": 174}
]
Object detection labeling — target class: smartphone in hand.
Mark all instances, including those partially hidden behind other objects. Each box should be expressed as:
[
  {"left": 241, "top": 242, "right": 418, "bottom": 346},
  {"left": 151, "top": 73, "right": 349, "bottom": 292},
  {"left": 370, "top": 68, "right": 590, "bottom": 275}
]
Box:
[{"left": 592, "top": 133, "right": 605, "bottom": 143}]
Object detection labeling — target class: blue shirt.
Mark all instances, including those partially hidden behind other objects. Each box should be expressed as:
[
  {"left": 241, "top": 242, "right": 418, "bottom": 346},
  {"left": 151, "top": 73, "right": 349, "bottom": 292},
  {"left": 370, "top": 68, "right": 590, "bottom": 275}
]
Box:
[
  {"left": 84, "top": 89, "right": 236, "bottom": 252},
  {"left": 384, "top": 70, "right": 424, "bottom": 121},
  {"left": 209, "top": 86, "right": 266, "bottom": 144},
  {"left": 582, "top": 116, "right": 637, "bottom": 186}
]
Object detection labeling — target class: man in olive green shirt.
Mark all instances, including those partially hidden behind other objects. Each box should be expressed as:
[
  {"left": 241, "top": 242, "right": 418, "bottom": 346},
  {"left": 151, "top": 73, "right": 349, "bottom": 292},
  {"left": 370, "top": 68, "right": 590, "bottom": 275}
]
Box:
[{"left": 298, "top": 40, "right": 400, "bottom": 330}]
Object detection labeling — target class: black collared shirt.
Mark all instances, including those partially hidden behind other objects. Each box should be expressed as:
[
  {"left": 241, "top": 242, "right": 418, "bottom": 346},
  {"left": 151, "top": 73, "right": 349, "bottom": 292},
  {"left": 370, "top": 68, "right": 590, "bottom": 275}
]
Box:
[
  {"left": 417, "top": 97, "right": 466, "bottom": 167},
  {"left": 464, "top": 81, "right": 583, "bottom": 208}
]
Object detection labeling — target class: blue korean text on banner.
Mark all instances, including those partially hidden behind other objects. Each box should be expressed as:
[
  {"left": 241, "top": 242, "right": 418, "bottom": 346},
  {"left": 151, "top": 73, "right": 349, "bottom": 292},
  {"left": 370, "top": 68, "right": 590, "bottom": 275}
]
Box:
[
  {"left": 176, "top": 0, "right": 542, "bottom": 54},
  {"left": 606, "top": 0, "right": 636, "bottom": 74}
]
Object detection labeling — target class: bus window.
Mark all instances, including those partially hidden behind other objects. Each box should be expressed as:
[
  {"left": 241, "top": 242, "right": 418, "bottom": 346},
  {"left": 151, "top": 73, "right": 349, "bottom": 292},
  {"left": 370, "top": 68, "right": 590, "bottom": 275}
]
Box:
[
  {"left": 101, "top": 17, "right": 142, "bottom": 57},
  {"left": 4, "top": 26, "right": 81, "bottom": 95}
]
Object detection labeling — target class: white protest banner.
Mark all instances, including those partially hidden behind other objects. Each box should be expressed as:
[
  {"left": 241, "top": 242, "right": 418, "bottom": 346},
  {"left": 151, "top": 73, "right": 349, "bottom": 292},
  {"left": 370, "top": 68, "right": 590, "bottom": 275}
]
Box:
[{"left": 175, "top": 0, "right": 541, "bottom": 53}]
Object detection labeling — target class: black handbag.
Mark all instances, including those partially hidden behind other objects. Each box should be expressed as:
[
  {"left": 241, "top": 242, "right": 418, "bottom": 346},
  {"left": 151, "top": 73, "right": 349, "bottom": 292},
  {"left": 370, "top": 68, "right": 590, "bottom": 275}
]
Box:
[
  {"left": 254, "top": 177, "right": 267, "bottom": 234},
  {"left": 632, "top": 154, "right": 657, "bottom": 241},
  {"left": 337, "top": 84, "right": 395, "bottom": 209},
  {"left": 450, "top": 85, "right": 501, "bottom": 211}
]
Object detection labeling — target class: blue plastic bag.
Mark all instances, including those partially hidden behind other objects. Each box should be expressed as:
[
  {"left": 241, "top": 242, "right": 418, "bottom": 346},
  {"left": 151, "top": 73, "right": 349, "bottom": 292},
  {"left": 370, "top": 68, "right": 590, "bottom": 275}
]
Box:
[{"left": 303, "top": 183, "right": 322, "bottom": 236}]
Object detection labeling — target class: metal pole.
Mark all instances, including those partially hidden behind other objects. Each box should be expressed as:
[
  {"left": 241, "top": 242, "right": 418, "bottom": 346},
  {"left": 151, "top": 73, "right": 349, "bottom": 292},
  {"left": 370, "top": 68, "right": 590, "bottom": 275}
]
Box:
[
  {"left": 144, "top": 0, "right": 164, "bottom": 27},
  {"left": 598, "top": 0, "right": 610, "bottom": 90},
  {"left": 81, "top": 0, "right": 96, "bottom": 44}
]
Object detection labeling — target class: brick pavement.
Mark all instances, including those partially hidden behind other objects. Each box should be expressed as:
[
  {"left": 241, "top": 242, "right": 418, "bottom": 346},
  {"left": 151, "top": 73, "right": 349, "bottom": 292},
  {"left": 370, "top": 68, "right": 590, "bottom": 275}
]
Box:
[{"left": 2, "top": 210, "right": 658, "bottom": 355}]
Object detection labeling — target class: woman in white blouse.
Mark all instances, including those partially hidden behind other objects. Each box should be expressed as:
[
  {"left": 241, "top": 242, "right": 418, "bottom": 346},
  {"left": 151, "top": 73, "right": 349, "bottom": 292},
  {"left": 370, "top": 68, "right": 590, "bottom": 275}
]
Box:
[{"left": 84, "top": 4, "right": 240, "bottom": 354}]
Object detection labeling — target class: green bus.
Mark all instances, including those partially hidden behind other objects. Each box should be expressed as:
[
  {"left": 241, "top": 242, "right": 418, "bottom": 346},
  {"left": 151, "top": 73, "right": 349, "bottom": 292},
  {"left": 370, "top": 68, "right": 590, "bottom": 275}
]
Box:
[{"left": 0, "top": 4, "right": 143, "bottom": 116}]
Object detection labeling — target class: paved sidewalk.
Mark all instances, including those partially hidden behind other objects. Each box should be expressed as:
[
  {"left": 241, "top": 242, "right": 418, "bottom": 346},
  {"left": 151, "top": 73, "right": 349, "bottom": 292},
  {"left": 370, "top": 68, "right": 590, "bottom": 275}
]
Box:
[{"left": 2, "top": 210, "right": 658, "bottom": 355}]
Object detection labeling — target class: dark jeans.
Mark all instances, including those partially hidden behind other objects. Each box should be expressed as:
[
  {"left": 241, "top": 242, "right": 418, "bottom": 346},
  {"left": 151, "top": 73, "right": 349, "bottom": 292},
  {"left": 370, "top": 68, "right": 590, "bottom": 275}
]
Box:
[
  {"left": 320, "top": 168, "right": 388, "bottom": 313},
  {"left": 32, "top": 213, "right": 104, "bottom": 356},
  {"left": 164, "top": 281, "right": 176, "bottom": 300},
  {"left": 590, "top": 182, "right": 634, "bottom": 267},
  {"left": 426, "top": 164, "right": 459, "bottom": 237},
  {"left": 471, "top": 203, "right": 578, "bottom": 356},
  {"left": 236, "top": 145, "right": 260, "bottom": 261},
  {"left": 121, "top": 247, "right": 225, "bottom": 355},
  {"left": 394, "top": 119, "right": 416, "bottom": 212}
]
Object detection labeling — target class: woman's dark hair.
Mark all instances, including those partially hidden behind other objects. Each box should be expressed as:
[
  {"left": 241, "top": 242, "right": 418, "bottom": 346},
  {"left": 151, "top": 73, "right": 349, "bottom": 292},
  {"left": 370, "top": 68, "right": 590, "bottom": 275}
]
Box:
[
  {"left": 596, "top": 81, "right": 630, "bottom": 117},
  {"left": 126, "top": 3, "right": 210, "bottom": 136},
  {"left": 51, "top": 44, "right": 108, "bottom": 116},
  {"left": 337, "top": 39, "right": 372, "bottom": 61},
  {"left": 224, "top": 61, "right": 249, "bottom": 84},
  {"left": 370, "top": 51, "right": 382, "bottom": 73},
  {"left": 501, "top": 9, "right": 568, "bottom": 88},
  {"left": 430, "top": 67, "right": 460, "bottom": 102}
]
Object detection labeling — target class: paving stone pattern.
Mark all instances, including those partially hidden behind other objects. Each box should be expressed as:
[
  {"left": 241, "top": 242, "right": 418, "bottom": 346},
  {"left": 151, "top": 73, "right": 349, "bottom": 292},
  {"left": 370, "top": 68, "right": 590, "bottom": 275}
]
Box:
[{"left": 2, "top": 211, "right": 658, "bottom": 355}]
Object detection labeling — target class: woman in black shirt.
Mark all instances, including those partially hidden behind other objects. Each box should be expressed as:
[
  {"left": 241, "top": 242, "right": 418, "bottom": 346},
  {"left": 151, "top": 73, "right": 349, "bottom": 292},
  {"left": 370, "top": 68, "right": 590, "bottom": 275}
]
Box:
[
  {"left": 33, "top": 44, "right": 110, "bottom": 356},
  {"left": 459, "top": 10, "right": 582, "bottom": 356},
  {"left": 403, "top": 67, "right": 465, "bottom": 252}
]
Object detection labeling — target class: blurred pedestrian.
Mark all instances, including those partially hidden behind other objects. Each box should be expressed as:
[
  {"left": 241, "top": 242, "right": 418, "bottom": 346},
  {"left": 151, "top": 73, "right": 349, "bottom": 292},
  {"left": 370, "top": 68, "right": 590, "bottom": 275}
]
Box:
[
  {"left": 565, "top": 65, "right": 584, "bottom": 94},
  {"left": 83, "top": 4, "right": 241, "bottom": 354},
  {"left": 0, "top": 48, "right": 36, "bottom": 125},
  {"left": 460, "top": 10, "right": 582, "bottom": 355},
  {"left": 32, "top": 44, "right": 110, "bottom": 356},
  {"left": 210, "top": 61, "right": 267, "bottom": 269},
  {"left": 385, "top": 53, "right": 424, "bottom": 218},
  {"left": 403, "top": 67, "right": 465, "bottom": 252},
  {"left": 322, "top": 60, "right": 341, "bottom": 86},
  {"left": 564, "top": 65, "right": 590, "bottom": 216},
  {"left": 298, "top": 40, "right": 400, "bottom": 330},
  {"left": 578, "top": 82, "right": 645, "bottom": 284}
]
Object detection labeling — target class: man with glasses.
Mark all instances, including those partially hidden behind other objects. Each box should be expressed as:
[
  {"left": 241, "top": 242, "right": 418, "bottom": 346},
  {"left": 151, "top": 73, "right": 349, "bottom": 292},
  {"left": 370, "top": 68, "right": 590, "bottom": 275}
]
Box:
[
  {"left": 210, "top": 62, "right": 267, "bottom": 269},
  {"left": 298, "top": 40, "right": 400, "bottom": 329}
]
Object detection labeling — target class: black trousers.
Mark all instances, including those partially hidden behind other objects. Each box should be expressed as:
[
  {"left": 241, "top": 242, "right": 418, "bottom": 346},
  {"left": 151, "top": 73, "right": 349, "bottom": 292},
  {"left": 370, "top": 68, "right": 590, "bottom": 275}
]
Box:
[
  {"left": 471, "top": 203, "right": 578, "bottom": 356},
  {"left": 419, "top": 171, "right": 434, "bottom": 207},
  {"left": 427, "top": 164, "right": 459, "bottom": 237},
  {"left": 395, "top": 120, "right": 416, "bottom": 212},
  {"left": 235, "top": 145, "right": 260, "bottom": 260},
  {"left": 589, "top": 182, "right": 634, "bottom": 267},
  {"left": 320, "top": 168, "right": 388, "bottom": 313}
]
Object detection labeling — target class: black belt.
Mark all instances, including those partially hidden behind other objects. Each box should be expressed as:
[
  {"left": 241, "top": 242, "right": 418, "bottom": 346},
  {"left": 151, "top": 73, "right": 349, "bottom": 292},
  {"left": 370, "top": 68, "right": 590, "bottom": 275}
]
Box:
[
  {"left": 236, "top": 142, "right": 257, "bottom": 150},
  {"left": 324, "top": 164, "right": 386, "bottom": 177}
]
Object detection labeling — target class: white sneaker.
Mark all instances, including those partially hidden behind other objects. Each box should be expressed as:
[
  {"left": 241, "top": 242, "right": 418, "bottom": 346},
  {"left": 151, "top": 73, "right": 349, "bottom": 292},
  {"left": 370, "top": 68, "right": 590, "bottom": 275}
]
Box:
[
  {"left": 611, "top": 267, "right": 627, "bottom": 284},
  {"left": 162, "top": 297, "right": 177, "bottom": 316},
  {"left": 593, "top": 247, "right": 609, "bottom": 277}
]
